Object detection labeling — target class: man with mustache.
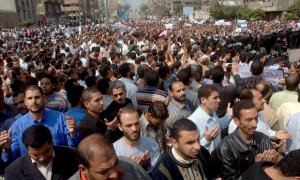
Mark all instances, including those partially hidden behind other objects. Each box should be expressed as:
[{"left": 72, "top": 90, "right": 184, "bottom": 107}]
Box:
[
  {"left": 212, "top": 100, "right": 276, "bottom": 180},
  {"left": 165, "top": 80, "right": 194, "bottom": 139},
  {"left": 0, "top": 85, "right": 79, "bottom": 164},
  {"left": 113, "top": 107, "right": 160, "bottom": 173},
  {"left": 152, "top": 118, "right": 216, "bottom": 180},
  {"left": 188, "top": 85, "right": 222, "bottom": 153}
]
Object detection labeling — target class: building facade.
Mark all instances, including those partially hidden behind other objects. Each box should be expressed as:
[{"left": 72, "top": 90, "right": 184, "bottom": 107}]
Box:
[
  {"left": 0, "top": 0, "right": 18, "bottom": 27},
  {"left": 15, "top": 0, "right": 37, "bottom": 22},
  {"left": 36, "top": 0, "right": 63, "bottom": 24}
]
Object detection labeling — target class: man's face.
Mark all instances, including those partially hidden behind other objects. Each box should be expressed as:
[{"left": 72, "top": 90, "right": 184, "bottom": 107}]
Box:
[
  {"left": 112, "top": 88, "right": 126, "bottom": 104},
  {"left": 252, "top": 90, "right": 265, "bottom": 111},
  {"left": 148, "top": 113, "right": 165, "bottom": 128},
  {"left": 80, "top": 149, "right": 124, "bottom": 180},
  {"left": 201, "top": 91, "right": 220, "bottom": 114},
  {"left": 28, "top": 142, "right": 53, "bottom": 166},
  {"left": 40, "top": 78, "right": 54, "bottom": 96},
  {"left": 24, "top": 89, "right": 44, "bottom": 113},
  {"left": 85, "top": 92, "right": 104, "bottom": 114},
  {"left": 13, "top": 92, "right": 28, "bottom": 115},
  {"left": 173, "top": 130, "right": 201, "bottom": 160},
  {"left": 235, "top": 107, "right": 258, "bottom": 137},
  {"left": 170, "top": 81, "right": 186, "bottom": 103},
  {"left": 118, "top": 112, "right": 140, "bottom": 141}
]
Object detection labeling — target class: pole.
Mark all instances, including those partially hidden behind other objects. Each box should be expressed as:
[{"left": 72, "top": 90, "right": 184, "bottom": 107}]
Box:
[{"left": 105, "top": 0, "right": 109, "bottom": 27}]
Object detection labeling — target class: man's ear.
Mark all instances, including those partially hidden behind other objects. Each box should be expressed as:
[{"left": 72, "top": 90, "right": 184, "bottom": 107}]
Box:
[
  {"left": 79, "top": 164, "right": 88, "bottom": 177},
  {"left": 233, "top": 118, "right": 240, "bottom": 126},
  {"left": 83, "top": 101, "right": 89, "bottom": 109},
  {"left": 172, "top": 138, "right": 179, "bottom": 149},
  {"left": 117, "top": 123, "right": 123, "bottom": 132}
]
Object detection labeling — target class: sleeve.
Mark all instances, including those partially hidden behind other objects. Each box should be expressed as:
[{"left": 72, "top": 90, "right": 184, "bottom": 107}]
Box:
[
  {"left": 1, "top": 124, "right": 20, "bottom": 165},
  {"left": 212, "top": 146, "right": 241, "bottom": 180},
  {"left": 233, "top": 74, "right": 244, "bottom": 87},
  {"left": 62, "top": 114, "right": 80, "bottom": 147}
]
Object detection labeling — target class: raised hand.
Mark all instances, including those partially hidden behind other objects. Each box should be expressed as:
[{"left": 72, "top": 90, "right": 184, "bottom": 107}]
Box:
[
  {"left": 104, "top": 117, "right": 118, "bottom": 131},
  {"left": 66, "top": 116, "right": 77, "bottom": 137},
  {"left": 204, "top": 125, "right": 220, "bottom": 142},
  {"left": 0, "top": 129, "right": 12, "bottom": 153}
]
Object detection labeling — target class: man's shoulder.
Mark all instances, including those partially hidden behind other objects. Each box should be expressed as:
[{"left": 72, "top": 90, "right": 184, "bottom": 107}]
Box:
[
  {"left": 140, "top": 136, "right": 157, "bottom": 144},
  {"left": 5, "top": 155, "right": 29, "bottom": 173}
]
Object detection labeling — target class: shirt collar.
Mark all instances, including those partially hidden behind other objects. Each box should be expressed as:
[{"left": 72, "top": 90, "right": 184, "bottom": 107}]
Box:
[
  {"left": 171, "top": 147, "right": 194, "bottom": 164},
  {"left": 233, "top": 129, "right": 257, "bottom": 152},
  {"left": 31, "top": 150, "right": 55, "bottom": 166},
  {"left": 199, "top": 106, "right": 216, "bottom": 122},
  {"left": 170, "top": 98, "right": 186, "bottom": 109}
]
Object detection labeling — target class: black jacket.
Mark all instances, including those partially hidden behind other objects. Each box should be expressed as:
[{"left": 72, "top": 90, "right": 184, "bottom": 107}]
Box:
[
  {"left": 212, "top": 129, "right": 273, "bottom": 180},
  {"left": 5, "top": 146, "right": 79, "bottom": 180}
]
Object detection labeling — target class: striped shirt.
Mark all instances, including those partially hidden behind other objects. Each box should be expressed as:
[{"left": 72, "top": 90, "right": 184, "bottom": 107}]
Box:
[{"left": 136, "top": 86, "right": 168, "bottom": 114}]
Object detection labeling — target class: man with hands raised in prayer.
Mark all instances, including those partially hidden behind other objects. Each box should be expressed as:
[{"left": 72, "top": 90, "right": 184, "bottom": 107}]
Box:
[{"left": 0, "top": 85, "right": 79, "bottom": 165}]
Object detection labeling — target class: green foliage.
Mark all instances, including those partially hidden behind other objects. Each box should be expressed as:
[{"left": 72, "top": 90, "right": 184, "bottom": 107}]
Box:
[
  {"left": 209, "top": 3, "right": 265, "bottom": 20},
  {"left": 284, "top": 1, "right": 300, "bottom": 20},
  {"left": 20, "top": 19, "right": 33, "bottom": 27},
  {"left": 138, "top": 3, "right": 149, "bottom": 16}
]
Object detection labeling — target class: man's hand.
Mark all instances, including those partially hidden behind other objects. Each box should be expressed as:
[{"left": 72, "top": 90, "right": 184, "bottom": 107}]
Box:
[
  {"left": 204, "top": 125, "right": 220, "bottom": 142},
  {"left": 226, "top": 103, "right": 233, "bottom": 118},
  {"left": 130, "top": 151, "right": 150, "bottom": 169},
  {"left": 231, "top": 62, "right": 239, "bottom": 74},
  {"left": 0, "top": 129, "right": 12, "bottom": 153},
  {"left": 66, "top": 116, "right": 77, "bottom": 138},
  {"left": 255, "top": 149, "right": 278, "bottom": 163},
  {"left": 105, "top": 117, "right": 118, "bottom": 131},
  {"left": 275, "top": 130, "right": 290, "bottom": 140}
]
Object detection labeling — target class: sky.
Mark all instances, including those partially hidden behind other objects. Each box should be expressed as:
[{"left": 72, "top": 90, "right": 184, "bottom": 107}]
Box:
[{"left": 123, "top": 0, "right": 147, "bottom": 11}]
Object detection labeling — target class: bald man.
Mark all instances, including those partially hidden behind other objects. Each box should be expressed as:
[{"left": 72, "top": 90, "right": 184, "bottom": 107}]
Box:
[
  {"left": 269, "top": 73, "right": 300, "bottom": 112},
  {"left": 69, "top": 134, "right": 151, "bottom": 180}
]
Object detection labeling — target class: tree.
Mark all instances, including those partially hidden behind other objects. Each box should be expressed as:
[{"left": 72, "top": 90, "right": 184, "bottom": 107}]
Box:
[
  {"left": 236, "top": 6, "right": 265, "bottom": 20},
  {"left": 21, "top": 20, "right": 33, "bottom": 27},
  {"left": 284, "top": 0, "right": 300, "bottom": 20},
  {"left": 138, "top": 3, "right": 150, "bottom": 16},
  {"left": 209, "top": 3, "right": 237, "bottom": 20}
]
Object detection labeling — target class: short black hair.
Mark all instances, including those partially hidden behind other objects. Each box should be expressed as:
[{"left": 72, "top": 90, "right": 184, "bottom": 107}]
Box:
[
  {"left": 148, "top": 101, "right": 169, "bottom": 120},
  {"left": 97, "top": 78, "right": 110, "bottom": 95},
  {"left": 145, "top": 70, "right": 159, "bottom": 86},
  {"left": 233, "top": 100, "right": 256, "bottom": 119},
  {"left": 250, "top": 60, "right": 264, "bottom": 76},
  {"left": 78, "top": 67, "right": 88, "bottom": 81},
  {"left": 98, "top": 64, "right": 111, "bottom": 78},
  {"left": 172, "top": 118, "right": 198, "bottom": 140},
  {"left": 22, "top": 125, "right": 53, "bottom": 149},
  {"left": 177, "top": 67, "right": 192, "bottom": 86},
  {"left": 240, "top": 88, "right": 255, "bottom": 101},
  {"left": 40, "top": 73, "right": 55, "bottom": 85},
  {"left": 67, "top": 85, "right": 84, "bottom": 107},
  {"left": 197, "top": 85, "right": 218, "bottom": 103},
  {"left": 211, "top": 65, "right": 224, "bottom": 84},
  {"left": 85, "top": 76, "right": 97, "bottom": 88},
  {"left": 274, "top": 149, "right": 300, "bottom": 177},
  {"left": 158, "top": 65, "right": 170, "bottom": 79},
  {"left": 118, "top": 63, "right": 131, "bottom": 77}
]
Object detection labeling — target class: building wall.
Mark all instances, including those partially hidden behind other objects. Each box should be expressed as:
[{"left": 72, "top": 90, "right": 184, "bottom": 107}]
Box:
[
  {"left": 0, "top": 11, "right": 18, "bottom": 27},
  {"left": 0, "top": 0, "right": 17, "bottom": 12},
  {"left": 15, "top": 0, "right": 37, "bottom": 22}
]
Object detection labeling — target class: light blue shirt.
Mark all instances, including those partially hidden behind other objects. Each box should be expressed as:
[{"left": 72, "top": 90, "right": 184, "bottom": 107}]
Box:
[
  {"left": 113, "top": 136, "right": 160, "bottom": 173},
  {"left": 119, "top": 77, "right": 138, "bottom": 109},
  {"left": 188, "top": 107, "right": 221, "bottom": 153},
  {"left": 285, "top": 112, "right": 300, "bottom": 153}
]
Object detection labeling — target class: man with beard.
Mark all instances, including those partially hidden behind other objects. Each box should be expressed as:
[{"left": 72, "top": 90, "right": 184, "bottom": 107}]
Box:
[
  {"left": 165, "top": 80, "right": 194, "bottom": 139},
  {"left": 100, "top": 80, "right": 134, "bottom": 142},
  {"left": 119, "top": 63, "right": 138, "bottom": 109},
  {"left": 0, "top": 85, "right": 79, "bottom": 164},
  {"left": 12, "top": 91, "right": 28, "bottom": 119},
  {"left": 152, "top": 118, "right": 216, "bottom": 180},
  {"left": 212, "top": 100, "right": 276, "bottom": 180},
  {"left": 77, "top": 87, "right": 118, "bottom": 141},
  {"left": 188, "top": 85, "right": 221, "bottom": 153},
  {"left": 113, "top": 107, "right": 160, "bottom": 173}
]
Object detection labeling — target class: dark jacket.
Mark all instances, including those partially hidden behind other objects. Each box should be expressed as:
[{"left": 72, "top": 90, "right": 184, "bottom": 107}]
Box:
[
  {"left": 212, "top": 83, "right": 237, "bottom": 118},
  {"left": 241, "top": 161, "right": 274, "bottom": 180},
  {"left": 211, "top": 129, "right": 273, "bottom": 180},
  {"left": 77, "top": 112, "right": 114, "bottom": 140},
  {"left": 5, "top": 146, "right": 79, "bottom": 180},
  {"left": 152, "top": 147, "right": 216, "bottom": 180}
]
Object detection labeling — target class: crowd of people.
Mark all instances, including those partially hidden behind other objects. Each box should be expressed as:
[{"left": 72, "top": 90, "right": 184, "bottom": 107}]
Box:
[{"left": 0, "top": 17, "right": 300, "bottom": 180}]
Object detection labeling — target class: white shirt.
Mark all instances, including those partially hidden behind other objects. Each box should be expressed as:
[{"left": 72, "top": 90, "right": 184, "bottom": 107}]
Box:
[
  {"left": 285, "top": 112, "right": 300, "bottom": 153},
  {"left": 31, "top": 151, "right": 55, "bottom": 180},
  {"left": 228, "top": 112, "right": 276, "bottom": 139}
]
